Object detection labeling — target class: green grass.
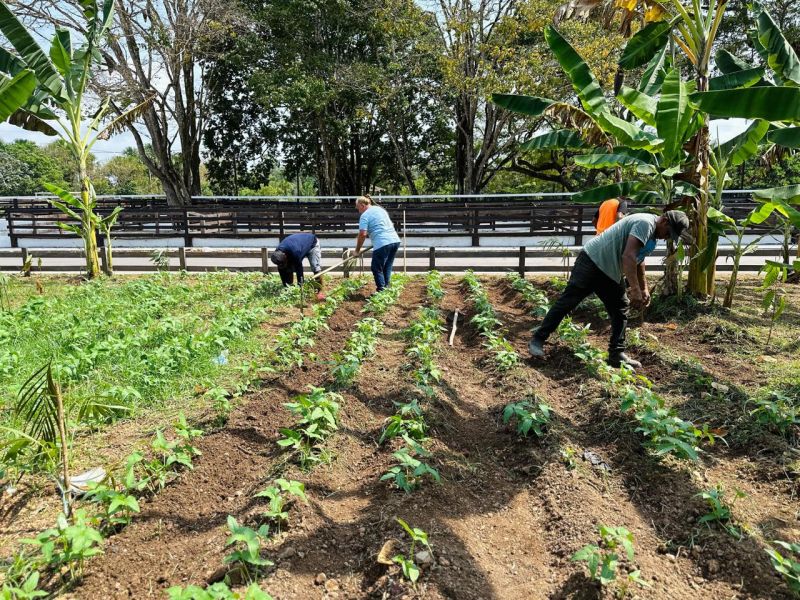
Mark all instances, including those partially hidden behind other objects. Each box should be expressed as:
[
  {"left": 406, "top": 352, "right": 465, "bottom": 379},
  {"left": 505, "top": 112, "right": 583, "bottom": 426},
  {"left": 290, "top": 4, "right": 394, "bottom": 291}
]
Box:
[{"left": 0, "top": 273, "right": 294, "bottom": 432}]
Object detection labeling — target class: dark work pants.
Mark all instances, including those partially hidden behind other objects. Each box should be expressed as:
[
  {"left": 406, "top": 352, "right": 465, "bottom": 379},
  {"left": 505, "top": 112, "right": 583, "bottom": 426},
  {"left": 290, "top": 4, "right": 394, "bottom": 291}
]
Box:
[
  {"left": 535, "top": 251, "right": 629, "bottom": 354},
  {"left": 371, "top": 242, "right": 400, "bottom": 291}
]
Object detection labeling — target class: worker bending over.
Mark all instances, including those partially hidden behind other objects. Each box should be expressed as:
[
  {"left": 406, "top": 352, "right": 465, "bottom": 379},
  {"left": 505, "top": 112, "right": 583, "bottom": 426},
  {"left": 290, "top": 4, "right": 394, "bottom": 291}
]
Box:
[
  {"left": 528, "top": 210, "right": 692, "bottom": 370},
  {"left": 593, "top": 197, "right": 628, "bottom": 234},
  {"left": 271, "top": 233, "right": 325, "bottom": 300}
]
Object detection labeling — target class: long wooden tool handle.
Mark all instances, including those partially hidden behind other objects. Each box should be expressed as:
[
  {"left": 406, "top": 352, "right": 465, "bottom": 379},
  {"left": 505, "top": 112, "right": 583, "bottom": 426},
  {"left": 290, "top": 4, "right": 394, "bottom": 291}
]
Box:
[{"left": 309, "top": 247, "right": 371, "bottom": 280}]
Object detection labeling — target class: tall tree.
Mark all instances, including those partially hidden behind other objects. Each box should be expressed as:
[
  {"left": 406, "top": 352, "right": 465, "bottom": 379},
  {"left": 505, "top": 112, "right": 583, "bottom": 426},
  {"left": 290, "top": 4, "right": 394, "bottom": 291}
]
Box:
[{"left": 17, "top": 0, "right": 237, "bottom": 206}]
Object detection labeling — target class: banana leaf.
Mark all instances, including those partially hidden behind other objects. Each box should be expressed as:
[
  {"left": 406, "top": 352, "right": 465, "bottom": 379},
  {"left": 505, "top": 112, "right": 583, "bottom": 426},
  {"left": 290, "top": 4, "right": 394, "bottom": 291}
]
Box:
[
  {"left": 0, "top": 69, "right": 35, "bottom": 121},
  {"left": 520, "top": 129, "right": 586, "bottom": 151},
  {"left": 690, "top": 87, "right": 800, "bottom": 122},
  {"left": 0, "top": 2, "right": 64, "bottom": 99},
  {"left": 656, "top": 68, "right": 693, "bottom": 164},
  {"left": 766, "top": 127, "right": 800, "bottom": 148},
  {"left": 596, "top": 111, "right": 663, "bottom": 149},
  {"left": 757, "top": 10, "right": 800, "bottom": 86},
  {"left": 708, "top": 67, "right": 765, "bottom": 91},
  {"left": 544, "top": 25, "right": 607, "bottom": 117},
  {"left": 619, "top": 20, "right": 672, "bottom": 70},
  {"left": 617, "top": 86, "right": 657, "bottom": 126},
  {"left": 573, "top": 149, "right": 657, "bottom": 174},
  {"left": 715, "top": 49, "right": 756, "bottom": 75},
  {"left": 716, "top": 120, "right": 769, "bottom": 167},
  {"left": 638, "top": 44, "right": 669, "bottom": 96},
  {"left": 571, "top": 182, "right": 642, "bottom": 204},
  {"left": 491, "top": 93, "right": 554, "bottom": 117},
  {"left": 753, "top": 185, "right": 800, "bottom": 203}
]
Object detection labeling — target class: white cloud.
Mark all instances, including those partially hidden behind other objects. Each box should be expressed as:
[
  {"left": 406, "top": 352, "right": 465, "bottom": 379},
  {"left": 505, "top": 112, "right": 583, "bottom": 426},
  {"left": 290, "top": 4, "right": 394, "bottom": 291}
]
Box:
[
  {"left": 709, "top": 118, "right": 752, "bottom": 145},
  {"left": 0, "top": 122, "right": 142, "bottom": 163}
]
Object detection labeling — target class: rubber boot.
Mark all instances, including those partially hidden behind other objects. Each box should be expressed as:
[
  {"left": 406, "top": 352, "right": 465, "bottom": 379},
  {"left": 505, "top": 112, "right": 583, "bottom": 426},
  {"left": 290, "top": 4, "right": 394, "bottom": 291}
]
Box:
[
  {"left": 528, "top": 336, "right": 546, "bottom": 358},
  {"left": 607, "top": 352, "right": 642, "bottom": 370}
]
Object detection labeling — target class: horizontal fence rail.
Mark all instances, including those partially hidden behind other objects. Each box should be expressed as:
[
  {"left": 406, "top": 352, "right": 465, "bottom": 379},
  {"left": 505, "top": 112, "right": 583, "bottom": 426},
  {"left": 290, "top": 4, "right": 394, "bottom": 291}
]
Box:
[
  {"left": 3, "top": 192, "right": 788, "bottom": 248},
  {"left": 1, "top": 245, "right": 793, "bottom": 275}
]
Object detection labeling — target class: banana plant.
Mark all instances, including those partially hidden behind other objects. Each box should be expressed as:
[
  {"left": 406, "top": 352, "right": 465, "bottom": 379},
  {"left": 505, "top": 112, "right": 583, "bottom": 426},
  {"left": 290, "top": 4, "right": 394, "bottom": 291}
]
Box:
[{"left": 0, "top": 1, "right": 148, "bottom": 278}]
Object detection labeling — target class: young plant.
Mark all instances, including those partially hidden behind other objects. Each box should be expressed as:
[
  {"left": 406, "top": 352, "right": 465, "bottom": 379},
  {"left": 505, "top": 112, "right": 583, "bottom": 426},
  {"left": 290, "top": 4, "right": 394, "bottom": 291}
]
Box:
[
  {"left": 760, "top": 260, "right": 792, "bottom": 349},
  {"left": 697, "top": 486, "right": 745, "bottom": 539},
  {"left": 425, "top": 270, "right": 445, "bottom": 304},
  {"left": 392, "top": 518, "right": 432, "bottom": 584},
  {"left": 0, "top": 572, "right": 47, "bottom": 600},
  {"left": 502, "top": 399, "right": 551, "bottom": 438},
  {"left": 278, "top": 386, "right": 341, "bottom": 467},
  {"left": 571, "top": 525, "right": 646, "bottom": 591},
  {"left": 380, "top": 412, "right": 427, "bottom": 444},
  {"left": 22, "top": 509, "right": 104, "bottom": 582},
  {"left": 463, "top": 272, "right": 519, "bottom": 371},
  {"left": 766, "top": 541, "right": 800, "bottom": 594},
  {"left": 223, "top": 516, "right": 273, "bottom": 583},
  {"left": 381, "top": 439, "right": 440, "bottom": 493},
  {"left": 331, "top": 317, "right": 382, "bottom": 387},
  {"left": 85, "top": 481, "right": 141, "bottom": 530},
  {"left": 167, "top": 582, "right": 273, "bottom": 600},
  {"left": 253, "top": 479, "right": 308, "bottom": 530},
  {"left": 749, "top": 390, "right": 799, "bottom": 435}
]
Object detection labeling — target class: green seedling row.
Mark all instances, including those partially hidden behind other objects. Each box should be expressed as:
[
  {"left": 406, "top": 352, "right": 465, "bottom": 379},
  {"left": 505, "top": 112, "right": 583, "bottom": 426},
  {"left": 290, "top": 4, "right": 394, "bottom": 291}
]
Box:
[
  {"left": 463, "top": 271, "right": 519, "bottom": 372},
  {"left": 507, "top": 273, "right": 715, "bottom": 462}
]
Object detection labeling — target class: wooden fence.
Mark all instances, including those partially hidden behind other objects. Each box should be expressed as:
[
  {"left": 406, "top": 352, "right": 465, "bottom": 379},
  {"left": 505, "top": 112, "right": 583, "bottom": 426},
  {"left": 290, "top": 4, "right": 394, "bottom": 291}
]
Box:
[
  {"left": 3, "top": 194, "right": 777, "bottom": 248},
  {"left": 1, "top": 246, "right": 792, "bottom": 275}
]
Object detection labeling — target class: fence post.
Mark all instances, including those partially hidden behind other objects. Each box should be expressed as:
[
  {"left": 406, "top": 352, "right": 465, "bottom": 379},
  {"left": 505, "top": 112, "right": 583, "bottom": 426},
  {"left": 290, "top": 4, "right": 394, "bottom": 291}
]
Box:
[
  {"left": 576, "top": 205, "right": 584, "bottom": 246},
  {"left": 183, "top": 207, "right": 192, "bottom": 247},
  {"left": 518, "top": 246, "right": 526, "bottom": 277},
  {"left": 429, "top": 247, "right": 435, "bottom": 270},
  {"left": 279, "top": 211, "right": 285, "bottom": 240},
  {"left": 342, "top": 247, "right": 349, "bottom": 278},
  {"left": 261, "top": 248, "right": 270, "bottom": 274},
  {"left": 178, "top": 247, "right": 187, "bottom": 271},
  {"left": 471, "top": 209, "right": 479, "bottom": 246},
  {"left": 21, "top": 248, "right": 30, "bottom": 277}
]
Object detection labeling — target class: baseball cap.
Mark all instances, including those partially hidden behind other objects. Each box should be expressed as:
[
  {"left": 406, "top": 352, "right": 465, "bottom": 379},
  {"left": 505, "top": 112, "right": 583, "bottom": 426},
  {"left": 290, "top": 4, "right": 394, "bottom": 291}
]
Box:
[
  {"left": 270, "top": 249, "right": 288, "bottom": 267},
  {"left": 665, "top": 210, "right": 693, "bottom": 245}
]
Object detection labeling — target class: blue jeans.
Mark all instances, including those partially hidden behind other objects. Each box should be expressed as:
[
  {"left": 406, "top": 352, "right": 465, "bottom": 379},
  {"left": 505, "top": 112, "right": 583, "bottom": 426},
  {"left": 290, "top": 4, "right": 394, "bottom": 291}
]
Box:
[{"left": 371, "top": 242, "right": 400, "bottom": 291}]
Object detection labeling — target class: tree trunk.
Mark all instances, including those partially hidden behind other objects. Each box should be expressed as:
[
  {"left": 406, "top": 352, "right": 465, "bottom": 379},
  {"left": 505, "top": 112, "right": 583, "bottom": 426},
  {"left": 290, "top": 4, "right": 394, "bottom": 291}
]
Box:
[
  {"left": 662, "top": 240, "right": 679, "bottom": 296},
  {"left": 686, "top": 78, "right": 710, "bottom": 298},
  {"left": 80, "top": 159, "right": 101, "bottom": 279}
]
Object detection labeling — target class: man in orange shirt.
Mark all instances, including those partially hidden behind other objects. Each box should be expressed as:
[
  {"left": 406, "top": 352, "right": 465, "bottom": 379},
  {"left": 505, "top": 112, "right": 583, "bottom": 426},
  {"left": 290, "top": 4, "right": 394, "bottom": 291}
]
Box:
[{"left": 592, "top": 197, "right": 628, "bottom": 234}]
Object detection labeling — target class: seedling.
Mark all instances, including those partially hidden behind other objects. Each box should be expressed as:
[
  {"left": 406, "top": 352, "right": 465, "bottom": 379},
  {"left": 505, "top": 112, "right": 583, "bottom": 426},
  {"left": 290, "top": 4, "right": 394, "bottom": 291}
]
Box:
[
  {"left": 697, "top": 486, "right": 745, "bottom": 538},
  {"left": 766, "top": 541, "right": 800, "bottom": 594},
  {"left": 463, "top": 272, "right": 519, "bottom": 371},
  {"left": 278, "top": 386, "right": 341, "bottom": 467},
  {"left": 167, "top": 582, "right": 273, "bottom": 600},
  {"left": 502, "top": 399, "right": 551, "bottom": 438},
  {"left": 392, "top": 518, "right": 432, "bottom": 584},
  {"left": 0, "top": 572, "right": 46, "bottom": 599},
  {"left": 224, "top": 516, "right": 273, "bottom": 583},
  {"left": 380, "top": 413, "right": 427, "bottom": 444},
  {"left": 253, "top": 479, "right": 308, "bottom": 530},
  {"left": 85, "top": 482, "right": 141, "bottom": 530},
  {"left": 425, "top": 271, "right": 445, "bottom": 303},
  {"left": 382, "top": 439, "right": 440, "bottom": 492},
  {"left": 331, "top": 318, "right": 382, "bottom": 387},
  {"left": 749, "top": 390, "right": 799, "bottom": 435},
  {"left": 22, "top": 509, "right": 104, "bottom": 582},
  {"left": 571, "top": 525, "right": 646, "bottom": 591}
]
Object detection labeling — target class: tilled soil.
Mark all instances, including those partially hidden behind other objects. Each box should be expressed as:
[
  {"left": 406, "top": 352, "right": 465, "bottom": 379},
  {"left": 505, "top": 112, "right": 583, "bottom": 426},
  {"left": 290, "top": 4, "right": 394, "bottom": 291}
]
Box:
[{"left": 8, "top": 276, "right": 797, "bottom": 599}]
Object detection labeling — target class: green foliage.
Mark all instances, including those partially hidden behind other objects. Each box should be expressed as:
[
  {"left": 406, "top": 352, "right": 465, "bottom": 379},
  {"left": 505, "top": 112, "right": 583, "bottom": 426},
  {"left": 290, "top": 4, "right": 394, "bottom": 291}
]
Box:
[
  {"left": 278, "top": 386, "right": 341, "bottom": 468},
  {"left": 509, "top": 274, "right": 715, "bottom": 461},
  {"left": 223, "top": 516, "right": 273, "bottom": 582},
  {"left": 760, "top": 260, "right": 791, "bottom": 348},
  {"left": 766, "top": 541, "right": 800, "bottom": 594},
  {"left": 85, "top": 481, "right": 141, "bottom": 530},
  {"left": 697, "top": 485, "right": 745, "bottom": 538},
  {"left": 571, "top": 525, "right": 646, "bottom": 590},
  {"left": 392, "top": 518, "right": 432, "bottom": 584},
  {"left": 331, "top": 317, "right": 383, "bottom": 387},
  {"left": 502, "top": 399, "right": 551, "bottom": 438},
  {"left": 253, "top": 479, "right": 308, "bottom": 530},
  {"left": 381, "top": 438, "right": 440, "bottom": 493},
  {"left": 425, "top": 271, "right": 445, "bottom": 304},
  {"left": 167, "top": 582, "right": 273, "bottom": 600},
  {"left": 749, "top": 390, "right": 799, "bottom": 434},
  {"left": 22, "top": 509, "right": 103, "bottom": 581},
  {"left": 0, "top": 572, "right": 47, "bottom": 599},
  {"left": 363, "top": 279, "right": 405, "bottom": 315},
  {"left": 463, "top": 271, "right": 519, "bottom": 372}
]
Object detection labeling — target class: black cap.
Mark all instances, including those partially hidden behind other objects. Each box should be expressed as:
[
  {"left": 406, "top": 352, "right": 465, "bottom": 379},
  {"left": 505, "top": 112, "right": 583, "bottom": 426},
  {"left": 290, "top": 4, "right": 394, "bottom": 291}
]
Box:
[
  {"left": 270, "top": 249, "right": 288, "bottom": 266},
  {"left": 665, "top": 210, "right": 693, "bottom": 245}
]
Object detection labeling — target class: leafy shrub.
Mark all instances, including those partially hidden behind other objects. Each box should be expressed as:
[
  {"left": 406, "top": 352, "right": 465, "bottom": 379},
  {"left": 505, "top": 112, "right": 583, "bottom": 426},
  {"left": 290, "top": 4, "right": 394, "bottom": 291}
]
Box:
[
  {"left": 22, "top": 510, "right": 103, "bottom": 581},
  {"left": 749, "top": 390, "right": 799, "bottom": 435},
  {"left": 571, "top": 525, "right": 646, "bottom": 591},
  {"left": 278, "top": 386, "right": 341, "bottom": 467},
  {"left": 502, "top": 399, "right": 551, "bottom": 438},
  {"left": 766, "top": 541, "right": 800, "bottom": 594}
]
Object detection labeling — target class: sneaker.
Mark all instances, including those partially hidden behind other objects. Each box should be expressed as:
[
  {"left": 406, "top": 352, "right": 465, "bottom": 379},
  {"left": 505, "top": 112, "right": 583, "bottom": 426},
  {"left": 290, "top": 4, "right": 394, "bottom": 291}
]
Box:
[
  {"left": 607, "top": 352, "right": 642, "bottom": 370},
  {"left": 528, "top": 336, "right": 546, "bottom": 358}
]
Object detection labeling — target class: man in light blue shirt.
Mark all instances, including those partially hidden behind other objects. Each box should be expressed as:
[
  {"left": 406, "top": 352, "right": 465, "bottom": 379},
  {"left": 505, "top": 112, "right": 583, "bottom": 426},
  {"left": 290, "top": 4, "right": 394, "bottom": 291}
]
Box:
[{"left": 354, "top": 194, "right": 401, "bottom": 292}]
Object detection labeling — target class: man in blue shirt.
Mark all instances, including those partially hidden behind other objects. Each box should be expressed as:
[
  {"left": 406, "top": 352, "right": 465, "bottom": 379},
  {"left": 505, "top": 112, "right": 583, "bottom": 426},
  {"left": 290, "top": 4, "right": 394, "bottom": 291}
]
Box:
[
  {"left": 528, "top": 210, "right": 692, "bottom": 370},
  {"left": 354, "top": 194, "right": 401, "bottom": 292},
  {"left": 270, "top": 233, "right": 324, "bottom": 298}
]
